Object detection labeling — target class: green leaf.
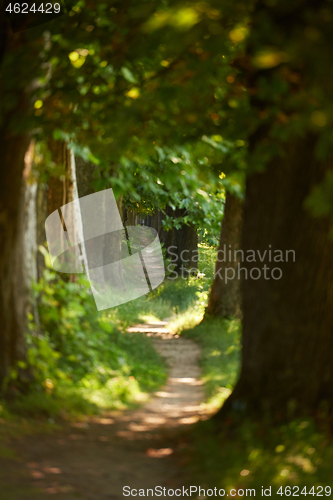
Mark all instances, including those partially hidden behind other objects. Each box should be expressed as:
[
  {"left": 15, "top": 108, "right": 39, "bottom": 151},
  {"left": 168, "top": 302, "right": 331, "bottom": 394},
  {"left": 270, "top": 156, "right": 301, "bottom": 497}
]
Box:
[{"left": 120, "top": 67, "right": 137, "bottom": 84}]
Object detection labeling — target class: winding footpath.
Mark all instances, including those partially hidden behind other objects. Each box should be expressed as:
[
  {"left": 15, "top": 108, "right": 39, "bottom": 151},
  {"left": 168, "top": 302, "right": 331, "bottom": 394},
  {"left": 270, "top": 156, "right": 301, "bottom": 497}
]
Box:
[{"left": 2, "top": 320, "right": 208, "bottom": 500}]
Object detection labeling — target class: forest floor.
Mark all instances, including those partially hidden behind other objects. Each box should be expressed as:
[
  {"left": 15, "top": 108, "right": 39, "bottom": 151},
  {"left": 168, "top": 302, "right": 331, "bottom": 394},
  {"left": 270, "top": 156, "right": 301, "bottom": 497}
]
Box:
[{"left": 0, "top": 319, "right": 212, "bottom": 500}]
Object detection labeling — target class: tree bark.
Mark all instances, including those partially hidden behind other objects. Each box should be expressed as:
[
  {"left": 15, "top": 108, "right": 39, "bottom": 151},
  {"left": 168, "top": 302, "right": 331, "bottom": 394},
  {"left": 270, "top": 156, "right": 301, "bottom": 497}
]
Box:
[
  {"left": 22, "top": 141, "right": 41, "bottom": 336},
  {"left": 101, "top": 193, "right": 126, "bottom": 289},
  {"left": 160, "top": 206, "right": 198, "bottom": 276},
  {"left": 47, "top": 139, "right": 78, "bottom": 280},
  {"left": 74, "top": 157, "right": 126, "bottom": 289},
  {"left": 0, "top": 129, "right": 31, "bottom": 389},
  {"left": 75, "top": 156, "right": 97, "bottom": 198},
  {"left": 173, "top": 209, "right": 198, "bottom": 274},
  {"left": 216, "top": 135, "right": 333, "bottom": 421},
  {"left": 47, "top": 139, "right": 74, "bottom": 216},
  {"left": 206, "top": 192, "right": 243, "bottom": 320},
  {"left": 159, "top": 206, "right": 175, "bottom": 260},
  {"left": 36, "top": 183, "right": 48, "bottom": 280}
]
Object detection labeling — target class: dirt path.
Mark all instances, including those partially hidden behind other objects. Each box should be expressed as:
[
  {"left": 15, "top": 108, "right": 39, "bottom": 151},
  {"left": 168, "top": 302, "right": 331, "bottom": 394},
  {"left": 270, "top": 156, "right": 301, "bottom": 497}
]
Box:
[{"left": 2, "top": 320, "right": 207, "bottom": 500}]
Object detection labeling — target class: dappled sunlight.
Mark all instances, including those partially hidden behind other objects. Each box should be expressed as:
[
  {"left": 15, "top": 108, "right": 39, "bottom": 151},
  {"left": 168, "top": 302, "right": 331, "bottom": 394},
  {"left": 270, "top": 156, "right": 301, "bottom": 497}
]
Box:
[
  {"left": 146, "top": 448, "right": 173, "bottom": 458},
  {"left": 178, "top": 416, "right": 200, "bottom": 424},
  {"left": 128, "top": 422, "right": 155, "bottom": 431},
  {"left": 92, "top": 417, "right": 115, "bottom": 425},
  {"left": 155, "top": 390, "right": 180, "bottom": 398},
  {"left": 43, "top": 467, "right": 61, "bottom": 474},
  {"left": 170, "top": 376, "right": 203, "bottom": 386},
  {"left": 142, "top": 416, "right": 167, "bottom": 425},
  {"left": 106, "top": 320, "right": 212, "bottom": 440},
  {"left": 127, "top": 322, "right": 170, "bottom": 334}
]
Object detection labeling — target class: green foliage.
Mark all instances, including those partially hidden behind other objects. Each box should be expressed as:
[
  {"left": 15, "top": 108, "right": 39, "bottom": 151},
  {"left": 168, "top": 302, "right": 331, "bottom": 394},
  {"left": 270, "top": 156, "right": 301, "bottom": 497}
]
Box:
[
  {"left": 19, "top": 269, "right": 167, "bottom": 417},
  {"left": 197, "top": 244, "right": 220, "bottom": 280},
  {"left": 32, "top": 270, "right": 109, "bottom": 382},
  {"left": 112, "top": 144, "right": 230, "bottom": 236},
  {"left": 3, "top": 0, "right": 246, "bottom": 222},
  {"left": 4, "top": 0, "right": 333, "bottom": 226}
]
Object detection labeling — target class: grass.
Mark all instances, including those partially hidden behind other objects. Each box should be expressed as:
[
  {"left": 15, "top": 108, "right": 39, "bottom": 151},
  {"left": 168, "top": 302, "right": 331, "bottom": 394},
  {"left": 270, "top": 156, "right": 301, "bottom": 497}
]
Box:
[
  {"left": 182, "top": 416, "right": 333, "bottom": 498},
  {"left": 182, "top": 317, "right": 241, "bottom": 410}
]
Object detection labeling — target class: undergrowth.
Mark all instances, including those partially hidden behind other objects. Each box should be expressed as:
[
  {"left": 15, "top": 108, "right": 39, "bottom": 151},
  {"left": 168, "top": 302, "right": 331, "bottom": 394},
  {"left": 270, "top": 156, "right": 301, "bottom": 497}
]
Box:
[
  {"left": 4, "top": 270, "right": 167, "bottom": 419},
  {"left": 3, "top": 244, "right": 217, "bottom": 420},
  {"left": 183, "top": 417, "right": 333, "bottom": 498}
]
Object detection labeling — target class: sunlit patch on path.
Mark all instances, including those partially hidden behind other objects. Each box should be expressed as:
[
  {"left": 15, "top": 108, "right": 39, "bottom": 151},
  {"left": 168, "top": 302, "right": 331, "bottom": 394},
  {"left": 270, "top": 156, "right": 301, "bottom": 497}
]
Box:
[{"left": 117, "top": 320, "right": 206, "bottom": 437}]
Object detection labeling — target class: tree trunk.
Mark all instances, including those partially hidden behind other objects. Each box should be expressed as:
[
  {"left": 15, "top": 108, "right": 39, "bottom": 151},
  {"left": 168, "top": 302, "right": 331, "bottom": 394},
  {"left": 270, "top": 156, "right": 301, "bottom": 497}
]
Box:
[
  {"left": 36, "top": 182, "right": 48, "bottom": 280},
  {"left": 47, "top": 139, "right": 74, "bottom": 216},
  {"left": 216, "top": 135, "right": 333, "bottom": 421},
  {"left": 101, "top": 193, "right": 126, "bottom": 290},
  {"left": 150, "top": 210, "right": 163, "bottom": 234},
  {"left": 75, "top": 156, "right": 97, "bottom": 198},
  {"left": 0, "top": 129, "right": 31, "bottom": 389},
  {"left": 206, "top": 192, "right": 243, "bottom": 320},
  {"left": 159, "top": 206, "right": 175, "bottom": 261},
  {"left": 75, "top": 158, "right": 125, "bottom": 289},
  {"left": 173, "top": 209, "right": 198, "bottom": 274},
  {"left": 160, "top": 206, "right": 198, "bottom": 276},
  {"left": 22, "top": 141, "right": 41, "bottom": 336},
  {"left": 125, "top": 210, "right": 138, "bottom": 226},
  {"left": 47, "top": 139, "right": 78, "bottom": 280}
]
